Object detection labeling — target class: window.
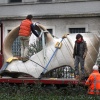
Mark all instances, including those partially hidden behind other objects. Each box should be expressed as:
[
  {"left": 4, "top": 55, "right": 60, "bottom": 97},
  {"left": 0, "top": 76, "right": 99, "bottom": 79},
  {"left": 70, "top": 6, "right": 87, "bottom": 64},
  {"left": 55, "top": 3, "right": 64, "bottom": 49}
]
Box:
[
  {"left": 69, "top": 28, "right": 85, "bottom": 33},
  {"left": 47, "top": 29, "right": 53, "bottom": 35},
  {"left": 9, "top": 0, "right": 22, "bottom": 3},
  {"left": 7, "top": 30, "right": 21, "bottom": 56},
  {"left": 36, "top": 28, "right": 53, "bottom": 51},
  {"left": 46, "top": 26, "right": 55, "bottom": 36},
  {"left": 66, "top": 25, "right": 88, "bottom": 34},
  {"left": 38, "top": 0, "right": 52, "bottom": 2}
]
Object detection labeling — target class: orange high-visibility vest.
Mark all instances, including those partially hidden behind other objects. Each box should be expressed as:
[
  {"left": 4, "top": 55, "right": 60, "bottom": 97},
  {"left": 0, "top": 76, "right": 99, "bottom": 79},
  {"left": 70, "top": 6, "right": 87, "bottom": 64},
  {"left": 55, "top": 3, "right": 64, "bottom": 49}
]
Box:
[
  {"left": 85, "top": 70, "right": 100, "bottom": 95},
  {"left": 19, "top": 19, "right": 32, "bottom": 37}
]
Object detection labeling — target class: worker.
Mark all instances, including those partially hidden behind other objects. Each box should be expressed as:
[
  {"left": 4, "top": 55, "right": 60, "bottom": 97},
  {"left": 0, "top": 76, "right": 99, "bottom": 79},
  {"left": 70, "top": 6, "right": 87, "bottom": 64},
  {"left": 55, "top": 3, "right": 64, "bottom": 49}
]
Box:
[
  {"left": 19, "top": 14, "right": 40, "bottom": 61},
  {"left": 98, "top": 64, "right": 100, "bottom": 73},
  {"left": 85, "top": 65, "right": 100, "bottom": 95},
  {"left": 73, "top": 34, "right": 88, "bottom": 80}
]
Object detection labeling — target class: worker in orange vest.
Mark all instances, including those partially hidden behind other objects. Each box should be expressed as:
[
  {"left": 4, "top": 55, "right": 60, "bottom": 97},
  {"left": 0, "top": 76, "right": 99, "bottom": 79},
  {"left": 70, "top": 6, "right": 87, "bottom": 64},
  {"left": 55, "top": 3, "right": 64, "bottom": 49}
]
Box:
[
  {"left": 85, "top": 65, "right": 100, "bottom": 95},
  {"left": 99, "top": 64, "right": 100, "bottom": 73},
  {"left": 19, "top": 14, "right": 40, "bottom": 61}
]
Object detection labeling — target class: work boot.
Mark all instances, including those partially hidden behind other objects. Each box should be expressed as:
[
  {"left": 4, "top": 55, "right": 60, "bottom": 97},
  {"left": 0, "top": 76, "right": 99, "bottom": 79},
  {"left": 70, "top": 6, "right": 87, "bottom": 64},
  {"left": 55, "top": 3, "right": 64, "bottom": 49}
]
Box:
[
  {"left": 22, "top": 57, "right": 29, "bottom": 62},
  {"left": 17, "top": 57, "right": 23, "bottom": 60},
  {"left": 75, "top": 75, "right": 80, "bottom": 80},
  {"left": 17, "top": 57, "right": 29, "bottom": 62},
  {"left": 81, "top": 76, "right": 86, "bottom": 81}
]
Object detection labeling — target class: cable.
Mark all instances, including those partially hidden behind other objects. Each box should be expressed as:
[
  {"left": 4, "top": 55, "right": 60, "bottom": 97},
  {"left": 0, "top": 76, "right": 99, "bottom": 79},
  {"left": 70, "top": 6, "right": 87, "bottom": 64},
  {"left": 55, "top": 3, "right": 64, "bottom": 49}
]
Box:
[{"left": 29, "top": 59, "right": 48, "bottom": 70}]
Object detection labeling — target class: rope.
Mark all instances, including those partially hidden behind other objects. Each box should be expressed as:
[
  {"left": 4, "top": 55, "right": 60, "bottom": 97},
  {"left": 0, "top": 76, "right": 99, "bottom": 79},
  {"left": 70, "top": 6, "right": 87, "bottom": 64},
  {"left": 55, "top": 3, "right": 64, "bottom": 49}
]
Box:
[{"left": 29, "top": 59, "right": 48, "bottom": 70}]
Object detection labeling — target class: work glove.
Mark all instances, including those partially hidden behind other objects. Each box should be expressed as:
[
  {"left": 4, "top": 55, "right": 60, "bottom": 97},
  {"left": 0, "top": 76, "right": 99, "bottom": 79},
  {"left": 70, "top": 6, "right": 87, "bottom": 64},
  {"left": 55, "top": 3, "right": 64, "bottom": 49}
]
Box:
[
  {"left": 38, "top": 35, "right": 41, "bottom": 40},
  {"left": 36, "top": 35, "right": 42, "bottom": 41},
  {"left": 34, "top": 22, "right": 40, "bottom": 26}
]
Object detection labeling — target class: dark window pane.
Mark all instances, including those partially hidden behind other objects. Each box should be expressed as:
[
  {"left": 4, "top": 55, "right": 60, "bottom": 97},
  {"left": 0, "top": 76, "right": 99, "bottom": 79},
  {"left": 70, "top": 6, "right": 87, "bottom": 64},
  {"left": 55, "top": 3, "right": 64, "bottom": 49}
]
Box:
[
  {"left": 47, "top": 29, "right": 53, "bottom": 35},
  {"left": 69, "top": 28, "right": 85, "bottom": 33},
  {"left": 8, "top": 30, "right": 21, "bottom": 56},
  {"left": 12, "top": 37, "right": 21, "bottom": 56},
  {"left": 38, "top": 0, "right": 52, "bottom": 2},
  {"left": 9, "top": 0, "right": 22, "bottom": 3}
]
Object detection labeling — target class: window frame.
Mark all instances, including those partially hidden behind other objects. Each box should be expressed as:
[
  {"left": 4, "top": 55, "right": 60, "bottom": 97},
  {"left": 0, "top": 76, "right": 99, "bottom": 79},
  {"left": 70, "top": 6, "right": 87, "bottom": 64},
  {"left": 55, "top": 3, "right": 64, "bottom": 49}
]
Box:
[
  {"left": 66, "top": 24, "right": 88, "bottom": 34},
  {"left": 46, "top": 26, "right": 55, "bottom": 36},
  {"left": 5, "top": 27, "right": 15, "bottom": 37},
  {"left": 5, "top": 27, "right": 21, "bottom": 56},
  {"left": 69, "top": 28, "right": 85, "bottom": 33}
]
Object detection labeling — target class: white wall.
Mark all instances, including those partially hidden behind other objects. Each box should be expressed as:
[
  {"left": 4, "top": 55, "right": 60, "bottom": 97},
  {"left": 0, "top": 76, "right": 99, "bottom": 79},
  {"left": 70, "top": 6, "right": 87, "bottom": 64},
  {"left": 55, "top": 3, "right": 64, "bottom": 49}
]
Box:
[
  {"left": 0, "top": 0, "right": 8, "bottom": 4},
  {"left": 0, "top": 1, "right": 100, "bottom": 18},
  {"left": 3, "top": 17, "right": 100, "bottom": 38}
]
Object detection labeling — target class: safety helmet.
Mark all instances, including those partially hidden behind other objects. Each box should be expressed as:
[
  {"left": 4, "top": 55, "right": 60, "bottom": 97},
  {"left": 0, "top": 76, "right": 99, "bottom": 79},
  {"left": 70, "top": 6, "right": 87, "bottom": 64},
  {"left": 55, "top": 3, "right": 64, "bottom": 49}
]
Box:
[{"left": 93, "top": 65, "right": 98, "bottom": 70}]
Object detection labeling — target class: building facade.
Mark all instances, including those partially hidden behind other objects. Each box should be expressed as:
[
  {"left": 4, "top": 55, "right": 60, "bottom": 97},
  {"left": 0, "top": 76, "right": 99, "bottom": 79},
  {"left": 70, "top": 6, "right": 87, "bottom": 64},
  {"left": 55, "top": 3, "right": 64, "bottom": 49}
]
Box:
[{"left": 0, "top": 0, "right": 100, "bottom": 64}]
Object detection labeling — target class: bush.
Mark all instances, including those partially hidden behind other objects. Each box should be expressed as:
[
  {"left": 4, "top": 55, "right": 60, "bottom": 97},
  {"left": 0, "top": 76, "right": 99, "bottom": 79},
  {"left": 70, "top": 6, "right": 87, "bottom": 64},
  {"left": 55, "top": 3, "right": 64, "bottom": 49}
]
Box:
[{"left": 0, "top": 83, "right": 99, "bottom": 100}]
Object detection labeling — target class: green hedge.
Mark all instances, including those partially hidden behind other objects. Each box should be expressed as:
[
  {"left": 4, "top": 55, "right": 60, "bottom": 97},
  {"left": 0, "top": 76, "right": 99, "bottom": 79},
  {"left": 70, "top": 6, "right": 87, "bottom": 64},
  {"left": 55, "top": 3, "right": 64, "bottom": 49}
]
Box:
[{"left": 0, "top": 83, "right": 99, "bottom": 100}]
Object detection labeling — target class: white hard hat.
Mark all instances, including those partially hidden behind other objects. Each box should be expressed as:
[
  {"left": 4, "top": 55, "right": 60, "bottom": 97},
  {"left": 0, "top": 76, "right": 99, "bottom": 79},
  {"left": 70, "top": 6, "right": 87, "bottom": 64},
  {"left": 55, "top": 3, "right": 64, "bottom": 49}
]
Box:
[{"left": 93, "top": 65, "right": 98, "bottom": 70}]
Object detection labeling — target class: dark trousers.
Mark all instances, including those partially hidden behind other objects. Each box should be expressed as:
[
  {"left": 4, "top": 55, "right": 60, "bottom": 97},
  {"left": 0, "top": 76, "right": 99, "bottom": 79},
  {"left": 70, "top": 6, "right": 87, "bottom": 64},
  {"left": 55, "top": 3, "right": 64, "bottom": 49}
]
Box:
[{"left": 74, "top": 55, "right": 85, "bottom": 76}]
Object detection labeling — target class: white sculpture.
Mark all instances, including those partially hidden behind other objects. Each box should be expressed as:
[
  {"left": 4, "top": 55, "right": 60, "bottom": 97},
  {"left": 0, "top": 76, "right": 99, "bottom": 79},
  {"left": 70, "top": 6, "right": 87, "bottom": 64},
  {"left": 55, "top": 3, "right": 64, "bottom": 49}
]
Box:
[{"left": 1, "top": 24, "right": 100, "bottom": 78}]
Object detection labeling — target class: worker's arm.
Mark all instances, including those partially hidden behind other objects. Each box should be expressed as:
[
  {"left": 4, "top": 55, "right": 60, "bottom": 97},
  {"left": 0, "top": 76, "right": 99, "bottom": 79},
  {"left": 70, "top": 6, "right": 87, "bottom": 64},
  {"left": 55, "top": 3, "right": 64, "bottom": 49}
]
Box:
[
  {"left": 31, "top": 24, "right": 39, "bottom": 38},
  {"left": 83, "top": 41, "right": 88, "bottom": 59},
  {"left": 85, "top": 74, "right": 93, "bottom": 86},
  {"left": 85, "top": 79, "right": 90, "bottom": 86}
]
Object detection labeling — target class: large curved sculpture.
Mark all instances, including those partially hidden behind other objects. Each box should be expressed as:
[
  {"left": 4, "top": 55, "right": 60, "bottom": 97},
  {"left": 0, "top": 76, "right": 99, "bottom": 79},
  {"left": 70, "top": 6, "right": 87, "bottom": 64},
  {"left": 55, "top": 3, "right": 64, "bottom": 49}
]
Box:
[{"left": 1, "top": 24, "right": 100, "bottom": 78}]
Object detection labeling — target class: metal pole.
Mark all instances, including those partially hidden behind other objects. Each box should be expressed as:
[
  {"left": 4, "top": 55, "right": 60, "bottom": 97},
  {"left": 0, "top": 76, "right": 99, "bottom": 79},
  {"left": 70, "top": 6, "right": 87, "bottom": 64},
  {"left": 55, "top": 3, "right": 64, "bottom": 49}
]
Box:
[{"left": 42, "top": 31, "right": 46, "bottom": 66}]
